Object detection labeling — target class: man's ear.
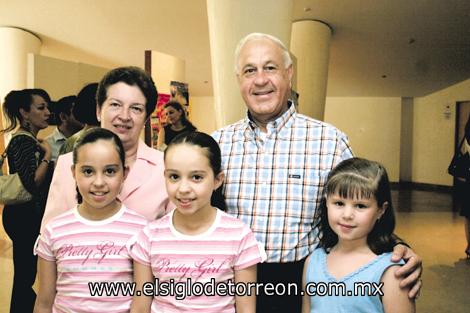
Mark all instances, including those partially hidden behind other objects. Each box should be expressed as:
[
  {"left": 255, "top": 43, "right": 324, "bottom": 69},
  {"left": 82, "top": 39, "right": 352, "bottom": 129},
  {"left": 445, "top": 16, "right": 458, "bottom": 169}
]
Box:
[
  {"left": 286, "top": 64, "right": 293, "bottom": 88},
  {"left": 60, "top": 112, "right": 69, "bottom": 123},
  {"left": 236, "top": 64, "right": 242, "bottom": 83}
]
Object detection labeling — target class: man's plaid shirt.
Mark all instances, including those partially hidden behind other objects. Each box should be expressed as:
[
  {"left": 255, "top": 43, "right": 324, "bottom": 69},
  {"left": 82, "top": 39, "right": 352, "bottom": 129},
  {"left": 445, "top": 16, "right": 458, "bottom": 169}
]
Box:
[{"left": 212, "top": 103, "right": 353, "bottom": 263}]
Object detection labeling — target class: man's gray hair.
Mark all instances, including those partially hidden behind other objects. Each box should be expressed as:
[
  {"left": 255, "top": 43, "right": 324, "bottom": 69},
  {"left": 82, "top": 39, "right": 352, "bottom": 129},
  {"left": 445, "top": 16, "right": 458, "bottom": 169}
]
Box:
[{"left": 234, "top": 32, "right": 293, "bottom": 74}]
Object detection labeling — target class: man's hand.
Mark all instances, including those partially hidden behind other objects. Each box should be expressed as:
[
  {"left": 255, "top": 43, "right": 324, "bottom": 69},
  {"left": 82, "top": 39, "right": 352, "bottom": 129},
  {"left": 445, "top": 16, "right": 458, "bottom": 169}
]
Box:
[{"left": 391, "top": 244, "right": 423, "bottom": 299}]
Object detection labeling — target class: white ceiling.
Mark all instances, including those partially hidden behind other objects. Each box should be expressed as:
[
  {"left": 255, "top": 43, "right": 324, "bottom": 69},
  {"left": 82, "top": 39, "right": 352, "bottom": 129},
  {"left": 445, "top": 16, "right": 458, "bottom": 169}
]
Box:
[{"left": 1, "top": 0, "right": 469, "bottom": 98}]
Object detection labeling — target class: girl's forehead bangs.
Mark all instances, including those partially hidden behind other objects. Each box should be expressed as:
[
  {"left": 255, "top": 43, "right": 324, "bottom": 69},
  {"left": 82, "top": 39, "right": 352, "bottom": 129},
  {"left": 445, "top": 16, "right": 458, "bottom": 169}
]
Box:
[{"left": 325, "top": 173, "right": 376, "bottom": 199}]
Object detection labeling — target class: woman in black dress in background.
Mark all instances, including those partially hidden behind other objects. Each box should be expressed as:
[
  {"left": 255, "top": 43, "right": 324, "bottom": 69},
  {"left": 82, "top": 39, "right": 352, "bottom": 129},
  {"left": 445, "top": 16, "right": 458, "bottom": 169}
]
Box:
[
  {"left": 1, "top": 89, "right": 53, "bottom": 313},
  {"left": 459, "top": 118, "right": 470, "bottom": 258}
]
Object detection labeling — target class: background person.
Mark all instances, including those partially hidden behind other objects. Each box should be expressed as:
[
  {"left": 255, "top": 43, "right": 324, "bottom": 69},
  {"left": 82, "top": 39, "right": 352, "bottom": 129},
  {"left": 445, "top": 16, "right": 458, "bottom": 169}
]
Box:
[
  {"left": 59, "top": 83, "right": 100, "bottom": 155},
  {"left": 455, "top": 117, "right": 470, "bottom": 258},
  {"left": 1, "top": 88, "right": 53, "bottom": 313},
  {"left": 41, "top": 66, "right": 172, "bottom": 231},
  {"left": 156, "top": 101, "right": 196, "bottom": 150},
  {"left": 45, "top": 95, "right": 83, "bottom": 163}
]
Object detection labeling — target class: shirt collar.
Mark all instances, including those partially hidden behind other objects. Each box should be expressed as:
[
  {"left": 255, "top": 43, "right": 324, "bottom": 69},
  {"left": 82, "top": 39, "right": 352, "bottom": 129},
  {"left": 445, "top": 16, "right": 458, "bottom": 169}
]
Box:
[
  {"left": 136, "top": 140, "right": 160, "bottom": 165},
  {"left": 245, "top": 100, "right": 296, "bottom": 135},
  {"left": 51, "top": 127, "right": 67, "bottom": 142}
]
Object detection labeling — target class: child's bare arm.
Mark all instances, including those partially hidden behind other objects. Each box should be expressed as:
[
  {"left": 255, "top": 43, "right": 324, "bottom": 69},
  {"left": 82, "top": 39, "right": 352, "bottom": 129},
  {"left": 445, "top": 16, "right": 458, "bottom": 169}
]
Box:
[
  {"left": 130, "top": 261, "right": 153, "bottom": 313},
  {"left": 301, "top": 255, "right": 311, "bottom": 313},
  {"left": 33, "top": 258, "right": 57, "bottom": 313},
  {"left": 381, "top": 265, "right": 415, "bottom": 313},
  {"left": 234, "top": 264, "right": 257, "bottom": 313}
]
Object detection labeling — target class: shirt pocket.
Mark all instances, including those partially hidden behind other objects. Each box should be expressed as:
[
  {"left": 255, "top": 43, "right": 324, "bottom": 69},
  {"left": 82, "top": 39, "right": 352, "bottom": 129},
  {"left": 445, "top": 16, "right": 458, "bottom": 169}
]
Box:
[{"left": 284, "top": 168, "right": 328, "bottom": 228}]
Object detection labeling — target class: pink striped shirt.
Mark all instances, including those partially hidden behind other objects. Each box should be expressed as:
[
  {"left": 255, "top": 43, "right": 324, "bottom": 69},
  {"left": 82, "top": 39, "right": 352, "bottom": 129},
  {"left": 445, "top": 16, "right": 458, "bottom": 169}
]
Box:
[
  {"left": 129, "top": 209, "right": 266, "bottom": 313},
  {"left": 35, "top": 205, "right": 148, "bottom": 313}
]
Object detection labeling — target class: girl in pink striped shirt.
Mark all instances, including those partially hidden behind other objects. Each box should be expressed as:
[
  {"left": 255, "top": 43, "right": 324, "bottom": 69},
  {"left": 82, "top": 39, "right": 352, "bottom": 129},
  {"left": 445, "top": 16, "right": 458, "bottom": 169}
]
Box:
[
  {"left": 34, "top": 128, "right": 148, "bottom": 313},
  {"left": 130, "top": 132, "right": 266, "bottom": 313}
]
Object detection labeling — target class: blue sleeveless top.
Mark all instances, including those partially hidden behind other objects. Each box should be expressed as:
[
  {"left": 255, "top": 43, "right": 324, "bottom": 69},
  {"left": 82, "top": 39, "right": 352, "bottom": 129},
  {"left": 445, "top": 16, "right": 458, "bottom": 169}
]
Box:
[{"left": 306, "top": 247, "right": 404, "bottom": 313}]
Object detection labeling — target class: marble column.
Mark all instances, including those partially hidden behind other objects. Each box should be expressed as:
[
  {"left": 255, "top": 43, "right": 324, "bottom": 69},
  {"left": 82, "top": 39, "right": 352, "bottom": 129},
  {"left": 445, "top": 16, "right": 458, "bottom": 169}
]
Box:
[{"left": 290, "top": 20, "right": 332, "bottom": 120}]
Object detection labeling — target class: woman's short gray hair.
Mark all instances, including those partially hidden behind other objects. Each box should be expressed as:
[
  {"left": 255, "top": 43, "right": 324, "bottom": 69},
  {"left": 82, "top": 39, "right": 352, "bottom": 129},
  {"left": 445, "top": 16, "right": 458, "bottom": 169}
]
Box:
[{"left": 234, "top": 32, "right": 293, "bottom": 74}]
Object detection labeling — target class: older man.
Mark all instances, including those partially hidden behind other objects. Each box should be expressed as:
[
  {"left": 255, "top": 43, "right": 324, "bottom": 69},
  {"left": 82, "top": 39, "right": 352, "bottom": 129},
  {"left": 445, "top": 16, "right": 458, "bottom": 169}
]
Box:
[{"left": 212, "top": 33, "right": 422, "bottom": 312}]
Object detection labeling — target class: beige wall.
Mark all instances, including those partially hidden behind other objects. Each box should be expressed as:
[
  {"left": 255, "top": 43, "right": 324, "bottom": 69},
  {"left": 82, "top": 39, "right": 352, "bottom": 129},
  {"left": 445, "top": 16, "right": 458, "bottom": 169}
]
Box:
[
  {"left": 27, "top": 54, "right": 109, "bottom": 139},
  {"left": 78, "top": 63, "right": 110, "bottom": 89},
  {"left": 28, "top": 54, "right": 79, "bottom": 100},
  {"left": 28, "top": 54, "right": 109, "bottom": 100},
  {"left": 150, "top": 51, "right": 185, "bottom": 95},
  {"left": 324, "top": 97, "right": 402, "bottom": 182},
  {"left": 413, "top": 79, "right": 470, "bottom": 186},
  {"left": 190, "top": 96, "right": 217, "bottom": 135}
]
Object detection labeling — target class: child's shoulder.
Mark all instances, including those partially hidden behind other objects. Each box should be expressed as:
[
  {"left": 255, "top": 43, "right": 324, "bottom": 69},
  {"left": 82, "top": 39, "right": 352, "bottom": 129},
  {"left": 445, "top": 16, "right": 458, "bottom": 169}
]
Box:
[
  {"left": 43, "top": 207, "right": 78, "bottom": 230},
  {"left": 218, "top": 210, "right": 252, "bottom": 230},
  {"left": 365, "top": 252, "right": 406, "bottom": 284},
  {"left": 120, "top": 206, "right": 149, "bottom": 224},
  {"left": 310, "top": 246, "right": 327, "bottom": 256},
  {"left": 307, "top": 246, "right": 327, "bottom": 264},
  {"left": 144, "top": 209, "right": 173, "bottom": 229},
  {"left": 375, "top": 251, "right": 405, "bottom": 268}
]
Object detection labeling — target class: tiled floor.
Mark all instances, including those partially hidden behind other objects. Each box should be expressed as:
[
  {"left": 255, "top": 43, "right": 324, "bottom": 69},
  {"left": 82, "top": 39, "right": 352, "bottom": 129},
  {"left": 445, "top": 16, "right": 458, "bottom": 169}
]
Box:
[{"left": 0, "top": 188, "right": 469, "bottom": 312}]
